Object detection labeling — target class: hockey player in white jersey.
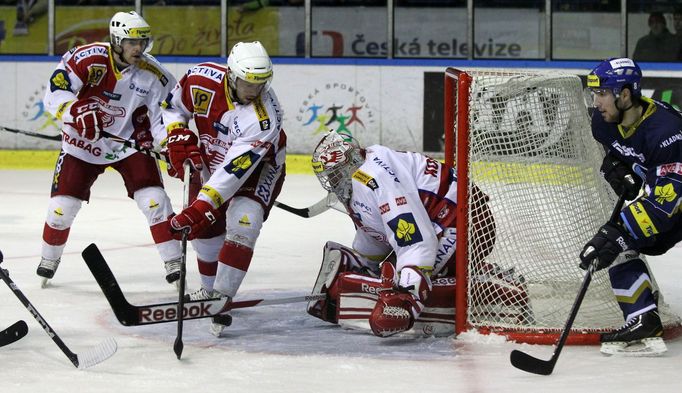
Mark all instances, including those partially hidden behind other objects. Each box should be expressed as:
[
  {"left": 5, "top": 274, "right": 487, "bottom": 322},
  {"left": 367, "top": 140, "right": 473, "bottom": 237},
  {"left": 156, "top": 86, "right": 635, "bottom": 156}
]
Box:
[
  {"left": 38, "top": 11, "right": 182, "bottom": 287},
  {"left": 162, "top": 41, "right": 286, "bottom": 336},
  {"left": 307, "top": 131, "right": 528, "bottom": 337}
]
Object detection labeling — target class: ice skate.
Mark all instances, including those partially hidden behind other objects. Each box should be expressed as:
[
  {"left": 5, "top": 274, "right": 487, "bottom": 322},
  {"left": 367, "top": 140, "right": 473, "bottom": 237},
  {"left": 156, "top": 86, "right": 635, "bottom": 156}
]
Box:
[
  {"left": 600, "top": 309, "right": 667, "bottom": 357},
  {"left": 36, "top": 257, "right": 60, "bottom": 288}
]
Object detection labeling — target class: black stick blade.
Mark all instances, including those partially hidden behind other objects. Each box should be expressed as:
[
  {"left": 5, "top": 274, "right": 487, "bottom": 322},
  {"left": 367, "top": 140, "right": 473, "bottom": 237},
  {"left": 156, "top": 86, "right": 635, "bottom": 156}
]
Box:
[
  {"left": 0, "top": 320, "right": 28, "bottom": 347},
  {"left": 510, "top": 349, "right": 556, "bottom": 375},
  {"left": 173, "top": 338, "right": 183, "bottom": 359}
]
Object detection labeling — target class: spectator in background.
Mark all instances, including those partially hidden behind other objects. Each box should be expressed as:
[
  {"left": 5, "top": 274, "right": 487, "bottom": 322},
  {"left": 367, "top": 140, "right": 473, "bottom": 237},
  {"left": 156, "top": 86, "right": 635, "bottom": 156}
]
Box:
[
  {"left": 632, "top": 12, "right": 678, "bottom": 62},
  {"left": 673, "top": 8, "right": 682, "bottom": 60}
]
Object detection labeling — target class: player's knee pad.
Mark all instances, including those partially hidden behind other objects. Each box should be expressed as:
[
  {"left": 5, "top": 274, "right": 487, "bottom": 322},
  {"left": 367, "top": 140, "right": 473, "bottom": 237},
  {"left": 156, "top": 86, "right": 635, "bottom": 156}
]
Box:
[
  {"left": 133, "top": 186, "right": 173, "bottom": 223},
  {"left": 191, "top": 236, "right": 223, "bottom": 262},
  {"left": 45, "top": 195, "right": 82, "bottom": 229},
  {"left": 225, "top": 197, "right": 264, "bottom": 249}
]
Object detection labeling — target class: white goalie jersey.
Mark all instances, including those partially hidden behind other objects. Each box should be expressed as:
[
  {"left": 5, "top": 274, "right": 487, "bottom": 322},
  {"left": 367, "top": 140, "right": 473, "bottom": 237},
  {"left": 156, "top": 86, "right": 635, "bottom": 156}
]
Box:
[{"left": 347, "top": 145, "right": 458, "bottom": 274}]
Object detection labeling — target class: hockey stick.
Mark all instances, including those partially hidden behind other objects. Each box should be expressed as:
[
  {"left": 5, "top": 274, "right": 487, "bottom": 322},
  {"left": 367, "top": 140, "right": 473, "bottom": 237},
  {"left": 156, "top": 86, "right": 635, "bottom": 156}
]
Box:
[
  {"left": 0, "top": 250, "right": 117, "bottom": 368},
  {"left": 0, "top": 320, "right": 28, "bottom": 348},
  {"left": 2, "top": 124, "right": 333, "bottom": 218},
  {"left": 0, "top": 125, "right": 62, "bottom": 141},
  {"left": 173, "top": 161, "right": 192, "bottom": 359},
  {"left": 510, "top": 194, "right": 626, "bottom": 375},
  {"left": 82, "top": 243, "right": 325, "bottom": 326}
]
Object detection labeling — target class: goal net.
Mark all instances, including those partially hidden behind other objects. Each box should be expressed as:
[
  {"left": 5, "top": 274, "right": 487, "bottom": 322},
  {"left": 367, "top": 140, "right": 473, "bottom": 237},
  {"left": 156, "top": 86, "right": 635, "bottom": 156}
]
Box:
[{"left": 445, "top": 67, "right": 681, "bottom": 344}]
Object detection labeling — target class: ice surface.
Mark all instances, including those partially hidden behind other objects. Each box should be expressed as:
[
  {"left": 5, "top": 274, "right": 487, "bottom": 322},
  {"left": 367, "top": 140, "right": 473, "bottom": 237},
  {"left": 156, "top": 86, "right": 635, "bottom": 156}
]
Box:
[{"left": 0, "top": 170, "right": 680, "bottom": 392}]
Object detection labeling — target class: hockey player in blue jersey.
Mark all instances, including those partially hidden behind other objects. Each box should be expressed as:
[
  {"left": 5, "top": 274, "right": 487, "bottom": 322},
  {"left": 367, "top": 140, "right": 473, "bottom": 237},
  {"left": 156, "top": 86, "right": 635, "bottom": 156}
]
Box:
[{"left": 581, "top": 57, "right": 682, "bottom": 356}]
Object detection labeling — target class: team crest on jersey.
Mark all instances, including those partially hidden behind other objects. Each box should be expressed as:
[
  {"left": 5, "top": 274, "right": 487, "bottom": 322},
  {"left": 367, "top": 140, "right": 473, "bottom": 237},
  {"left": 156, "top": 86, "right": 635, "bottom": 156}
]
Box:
[
  {"left": 49, "top": 70, "right": 71, "bottom": 92},
  {"left": 654, "top": 182, "right": 679, "bottom": 215},
  {"left": 191, "top": 85, "right": 215, "bottom": 116},
  {"left": 224, "top": 151, "right": 260, "bottom": 178},
  {"left": 387, "top": 213, "right": 423, "bottom": 247},
  {"left": 86, "top": 64, "right": 107, "bottom": 86}
]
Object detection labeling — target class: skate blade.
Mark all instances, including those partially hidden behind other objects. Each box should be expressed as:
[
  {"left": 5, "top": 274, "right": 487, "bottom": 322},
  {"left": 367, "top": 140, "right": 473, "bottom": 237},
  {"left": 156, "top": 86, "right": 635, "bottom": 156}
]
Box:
[
  {"left": 600, "top": 337, "right": 667, "bottom": 357},
  {"left": 40, "top": 277, "right": 50, "bottom": 288}
]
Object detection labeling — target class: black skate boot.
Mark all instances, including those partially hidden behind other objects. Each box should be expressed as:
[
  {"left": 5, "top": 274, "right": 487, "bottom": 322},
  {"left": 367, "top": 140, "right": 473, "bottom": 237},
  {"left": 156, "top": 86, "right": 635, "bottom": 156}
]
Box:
[{"left": 600, "top": 309, "right": 667, "bottom": 356}]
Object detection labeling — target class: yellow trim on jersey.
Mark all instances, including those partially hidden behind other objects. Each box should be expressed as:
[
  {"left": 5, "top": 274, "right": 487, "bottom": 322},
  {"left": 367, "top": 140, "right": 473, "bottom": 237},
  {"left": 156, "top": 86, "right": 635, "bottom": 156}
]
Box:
[
  {"left": 253, "top": 96, "right": 269, "bottom": 124},
  {"left": 165, "top": 122, "right": 188, "bottom": 133},
  {"left": 138, "top": 60, "right": 167, "bottom": 85},
  {"left": 108, "top": 46, "right": 122, "bottom": 80},
  {"left": 55, "top": 100, "right": 74, "bottom": 120},
  {"left": 628, "top": 202, "right": 659, "bottom": 237},
  {"left": 199, "top": 185, "right": 224, "bottom": 208},
  {"left": 617, "top": 96, "right": 657, "bottom": 139},
  {"left": 223, "top": 76, "right": 236, "bottom": 111}
]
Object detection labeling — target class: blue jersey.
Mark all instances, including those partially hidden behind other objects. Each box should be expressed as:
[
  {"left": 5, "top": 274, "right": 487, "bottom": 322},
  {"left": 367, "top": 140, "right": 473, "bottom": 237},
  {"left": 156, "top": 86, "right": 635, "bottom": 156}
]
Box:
[{"left": 592, "top": 96, "right": 682, "bottom": 252}]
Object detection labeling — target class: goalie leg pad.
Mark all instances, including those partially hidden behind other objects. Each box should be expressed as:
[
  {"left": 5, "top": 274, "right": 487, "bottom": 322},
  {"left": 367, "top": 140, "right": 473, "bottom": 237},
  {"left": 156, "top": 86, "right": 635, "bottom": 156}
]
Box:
[{"left": 307, "top": 241, "right": 379, "bottom": 323}]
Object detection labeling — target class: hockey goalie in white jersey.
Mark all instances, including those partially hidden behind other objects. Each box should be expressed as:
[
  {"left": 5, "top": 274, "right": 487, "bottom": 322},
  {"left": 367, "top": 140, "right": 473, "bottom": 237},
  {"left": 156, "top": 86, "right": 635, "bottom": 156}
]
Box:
[{"left": 307, "top": 131, "right": 529, "bottom": 337}]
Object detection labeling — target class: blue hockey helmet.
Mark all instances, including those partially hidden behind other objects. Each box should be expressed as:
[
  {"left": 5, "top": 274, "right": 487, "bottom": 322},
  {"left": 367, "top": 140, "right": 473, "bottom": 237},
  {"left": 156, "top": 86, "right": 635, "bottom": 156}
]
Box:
[{"left": 587, "top": 58, "right": 642, "bottom": 97}]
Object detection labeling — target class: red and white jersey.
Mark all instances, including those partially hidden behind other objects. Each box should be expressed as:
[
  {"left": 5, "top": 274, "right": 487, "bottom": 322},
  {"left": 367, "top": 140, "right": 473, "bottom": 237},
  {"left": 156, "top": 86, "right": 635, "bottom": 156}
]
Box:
[
  {"left": 348, "top": 145, "right": 458, "bottom": 273},
  {"left": 43, "top": 42, "right": 176, "bottom": 165},
  {"left": 162, "top": 62, "right": 285, "bottom": 208}
]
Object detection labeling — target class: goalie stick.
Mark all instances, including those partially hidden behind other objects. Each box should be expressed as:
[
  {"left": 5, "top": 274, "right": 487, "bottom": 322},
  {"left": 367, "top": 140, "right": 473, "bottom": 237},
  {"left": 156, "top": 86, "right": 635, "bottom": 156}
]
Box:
[
  {"left": 0, "top": 250, "right": 117, "bottom": 368},
  {"left": 0, "top": 320, "right": 28, "bottom": 348},
  {"left": 509, "top": 194, "right": 626, "bottom": 375},
  {"left": 82, "top": 243, "right": 325, "bottom": 326},
  {"left": 1, "top": 124, "right": 333, "bottom": 218}
]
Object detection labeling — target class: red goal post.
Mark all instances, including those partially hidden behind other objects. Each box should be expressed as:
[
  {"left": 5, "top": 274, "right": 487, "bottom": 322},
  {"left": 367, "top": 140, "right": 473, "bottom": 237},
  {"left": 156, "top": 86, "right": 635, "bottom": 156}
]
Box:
[{"left": 444, "top": 67, "right": 682, "bottom": 345}]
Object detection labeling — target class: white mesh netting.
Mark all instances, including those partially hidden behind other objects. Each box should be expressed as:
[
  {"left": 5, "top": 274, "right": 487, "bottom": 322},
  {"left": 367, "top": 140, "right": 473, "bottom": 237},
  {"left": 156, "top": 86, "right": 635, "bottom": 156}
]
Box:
[{"left": 449, "top": 69, "right": 680, "bottom": 340}]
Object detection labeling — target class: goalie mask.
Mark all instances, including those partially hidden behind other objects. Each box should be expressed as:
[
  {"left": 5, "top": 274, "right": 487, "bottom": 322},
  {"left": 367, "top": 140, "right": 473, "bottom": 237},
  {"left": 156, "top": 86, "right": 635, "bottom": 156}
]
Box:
[
  {"left": 110, "top": 11, "right": 153, "bottom": 54},
  {"left": 311, "top": 132, "right": 365, "bottom": 204},
  {"left": 227, "top": 41, "right": 273, "bottom": 105}
]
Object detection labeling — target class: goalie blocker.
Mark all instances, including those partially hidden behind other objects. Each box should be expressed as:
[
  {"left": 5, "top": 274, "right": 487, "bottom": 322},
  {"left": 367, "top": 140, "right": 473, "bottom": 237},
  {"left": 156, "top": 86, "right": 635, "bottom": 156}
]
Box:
[{"left": 307, "top": 241, "right": 531, "bottom": 337}]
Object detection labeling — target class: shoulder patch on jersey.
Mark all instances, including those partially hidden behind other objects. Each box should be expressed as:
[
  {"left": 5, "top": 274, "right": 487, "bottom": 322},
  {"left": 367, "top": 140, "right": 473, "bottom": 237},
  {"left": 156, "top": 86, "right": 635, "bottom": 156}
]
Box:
[
  {"left": 253, "top": 97, "right": 271, "bottom": 131},
  {"left": 387, "top": 213, "right": 424, "bottom": 247},
  {"left": 352, "top": 170, "right": 379, "bottom": 190},
  {"left": 223, "top": 151, "right": 260, "bottom": 179},
  {"left": 190, "top": 85, "right": 215, "bottom": 116},
  {"left": 50, "top": 69, "right": 71, "bottom": 92},
  {"left": 86, "top": 63, "right": 107, "bottom": 86},
  {"left": 138, "top": 60, "right": 169, "bottom": 86}
]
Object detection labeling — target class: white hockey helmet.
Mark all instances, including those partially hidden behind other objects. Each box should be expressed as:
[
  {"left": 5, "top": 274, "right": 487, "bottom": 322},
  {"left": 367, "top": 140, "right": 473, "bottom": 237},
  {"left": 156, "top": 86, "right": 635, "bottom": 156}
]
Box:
[
  {"left": 227, "top": 41, "right": 273, "bottom": 87},
  {"left": 311, "top": 132, "right": 365, "bottom": 203},
  {"left": 110, "top": 11, "right": 153, "bottom": 53}
]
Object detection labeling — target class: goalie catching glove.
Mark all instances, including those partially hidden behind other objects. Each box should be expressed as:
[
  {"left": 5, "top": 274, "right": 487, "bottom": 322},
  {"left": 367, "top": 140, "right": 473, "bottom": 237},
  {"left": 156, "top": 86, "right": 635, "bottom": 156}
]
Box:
[
  {"left": 579, "top": 222, "right": 633, "bottom": 271},
  {"left": 165, "top": 127, "right": 202, "bottom": 178},
  {"left": 600, "top": 152, "right": 642, "bottom": 200},
  {"left": 69, "top": 97, "right": 104, "bottom": 142},
  {"left": 369, "top": 263, "right": 432, "bottom": 337},
  {"left": 169, "top": 199, "right": 218, "bottom": 240}
]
